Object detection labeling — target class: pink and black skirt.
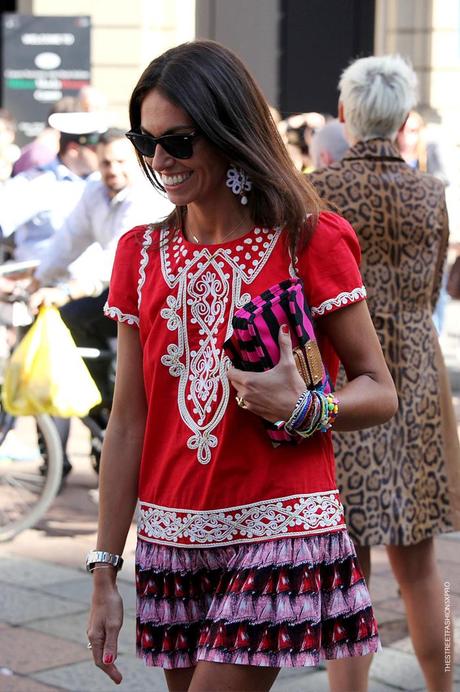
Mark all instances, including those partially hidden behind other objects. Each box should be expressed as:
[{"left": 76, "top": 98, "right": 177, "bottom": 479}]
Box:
[{"left": 136, "top": 531, "right": 380, "bottom": 669}]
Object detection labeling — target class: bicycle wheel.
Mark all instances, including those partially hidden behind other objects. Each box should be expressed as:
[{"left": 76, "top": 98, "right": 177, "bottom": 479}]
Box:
[
  {"left": 0, "top": 412, "right": 63, "bottom": 541},
  {"left": 0, "top": 407, "right": 14, "bottom": 446}
]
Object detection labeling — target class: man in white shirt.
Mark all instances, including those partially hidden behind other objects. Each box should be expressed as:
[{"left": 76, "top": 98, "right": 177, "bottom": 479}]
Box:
[
  {"left": 28, "top": 127, "right": 172, "bottom": 477},
  {"left": 30, "top": 127, "right": 171, "bottom": 296},
  {"left": 29, "top": 126, "right": 171, "bottom": 394}
]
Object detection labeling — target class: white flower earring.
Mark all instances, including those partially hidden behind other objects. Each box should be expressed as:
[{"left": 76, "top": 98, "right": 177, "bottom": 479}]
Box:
[{"left": 226, "top": 165, "right": 252, "bottom": 205}]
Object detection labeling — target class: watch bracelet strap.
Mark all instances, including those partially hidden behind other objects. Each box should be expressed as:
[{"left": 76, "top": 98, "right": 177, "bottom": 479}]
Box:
[{"left": 86, "top": 550, "right": 123, "bottom": 572}]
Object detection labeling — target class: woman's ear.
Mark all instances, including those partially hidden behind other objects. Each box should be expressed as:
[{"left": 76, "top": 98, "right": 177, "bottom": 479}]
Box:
[{"left": 338, "top": 101, "right": 345, "bottom": 124}]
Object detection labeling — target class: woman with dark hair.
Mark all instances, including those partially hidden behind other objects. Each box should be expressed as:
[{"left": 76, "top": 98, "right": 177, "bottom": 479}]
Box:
[{"left": 86, "top": 40, "right": 397, "bottom": 691}]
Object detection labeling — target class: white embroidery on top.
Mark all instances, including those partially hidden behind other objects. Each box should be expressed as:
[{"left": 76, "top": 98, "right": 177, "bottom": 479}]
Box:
[
  {"left": 103, "top": 302, "right": 139, "bottom": 327},
  {"left": 158, "top": 227, "right": 281, "bottom": 464},
  {"left": 137, "top": 490, "right": 345, "bottom": 546},
  {"left": 311, "top": 286, "right": 367, "bottom": 316},
  {"left": 137, "top": 225, "right": 154, "bottom": 309}
]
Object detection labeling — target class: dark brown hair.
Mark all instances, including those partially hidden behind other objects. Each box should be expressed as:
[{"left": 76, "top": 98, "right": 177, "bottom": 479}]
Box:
[{"left": 129, "top": 40, "right": 322, "bottom": 253}]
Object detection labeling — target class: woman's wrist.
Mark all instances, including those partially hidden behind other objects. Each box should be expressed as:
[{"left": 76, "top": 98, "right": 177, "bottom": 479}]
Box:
[
  {"left": 92, "top": 565, "right": 118, "bottom": 587},
  {"left": 276, "top": 389, "right": 340, "bottom": 439},
  {"left": 281, "top": 383, "right": 307, "bottom": 420}
]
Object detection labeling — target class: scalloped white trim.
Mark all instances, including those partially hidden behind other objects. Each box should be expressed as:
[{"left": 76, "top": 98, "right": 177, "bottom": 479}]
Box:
[
  {"left": 138, "top": 490, "right": 345, "bottom": 547},
  {"left": 137, "top": 224, "right": 154, "bottom": 309},
  {"left": 104, "top": 302, "right": 139, "bottom": 326},
  {"left": 311, "top": 286, "right": 367, "bottom": 316}
]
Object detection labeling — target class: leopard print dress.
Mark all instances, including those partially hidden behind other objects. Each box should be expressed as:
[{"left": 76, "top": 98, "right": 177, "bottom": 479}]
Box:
[{"left": 308, "top": 138, "right": 460, "bottom": 546}]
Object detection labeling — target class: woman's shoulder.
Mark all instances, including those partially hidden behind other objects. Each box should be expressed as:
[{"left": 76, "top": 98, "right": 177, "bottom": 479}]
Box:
[
  {"left": 314, "top": 210, "right": 356, "bottom": 238},
  {"left": 304, "top": 211, "right": 361, "bottom": 261},
  {"left": 117, "top": 223, "right": 170, "bottom": 254},
  {"left": 295, "top": 211, "right": 365, "bottom": 316},
  {"left": 118, "top": 224, "right": 150, "bottom": 247}
]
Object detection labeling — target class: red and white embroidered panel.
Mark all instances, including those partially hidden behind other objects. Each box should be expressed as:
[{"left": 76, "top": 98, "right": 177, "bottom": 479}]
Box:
[
  {"left": 138, "top": 491, "right": 346, "bottom": 548},
  {"left": 158, "top": 225, "right": 282, "bottom": 466}
]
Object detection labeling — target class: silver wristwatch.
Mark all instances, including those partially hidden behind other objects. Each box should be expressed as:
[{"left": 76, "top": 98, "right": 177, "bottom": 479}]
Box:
[{"left": 86, "top": 550, "right": 124, "bottom": 573}]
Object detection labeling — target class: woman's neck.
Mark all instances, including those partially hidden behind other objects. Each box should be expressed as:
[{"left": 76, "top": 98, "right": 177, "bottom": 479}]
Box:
[{"left": 185, "top": 202, "right": 252, "bottom": 244}]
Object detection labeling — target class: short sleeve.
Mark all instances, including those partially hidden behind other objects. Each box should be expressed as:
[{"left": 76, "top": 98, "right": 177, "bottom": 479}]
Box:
[
  {"left": 298, "top": 211, "right": 366, "bottom": 318},
  {"left": 104, "top": 226, "right": 144, "bottom": 328}
]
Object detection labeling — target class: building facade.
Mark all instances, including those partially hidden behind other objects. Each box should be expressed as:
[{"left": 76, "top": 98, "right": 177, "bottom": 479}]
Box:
[
  {"left": 1, "top": 1, "right": 458, "bottom": 131},
  {"left": 8, "top": 0, "right": 195, "bottom": 128}
]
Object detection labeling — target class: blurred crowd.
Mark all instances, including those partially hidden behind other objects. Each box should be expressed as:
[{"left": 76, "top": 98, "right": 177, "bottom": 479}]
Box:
[
  {"left": 0, "top": 85, "right": 172, "bottom": 285},
  {"left": 0, "top": 85, "right": 456, "bottom": 351},
  {"left": 0, "top": 86, "right": 174, "bottom": 479},
  {"left": 272, "top": 105, "right": 451, "bottom": 183}
]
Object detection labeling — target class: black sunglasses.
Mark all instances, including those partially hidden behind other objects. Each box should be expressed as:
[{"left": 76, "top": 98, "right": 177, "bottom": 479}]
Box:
[{"left": 125, "top": 130, "right": 200, "bottom": 159}]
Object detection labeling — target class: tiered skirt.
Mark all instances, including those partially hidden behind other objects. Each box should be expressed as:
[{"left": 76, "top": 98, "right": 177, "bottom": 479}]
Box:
[{"left": 136, "top": 531, "right": 380, "bottom": 668}]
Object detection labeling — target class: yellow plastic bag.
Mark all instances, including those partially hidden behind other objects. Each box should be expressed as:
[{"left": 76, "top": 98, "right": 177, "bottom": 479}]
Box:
[{"left": 2, "top": 305, "right": 102, "bottom": 417}]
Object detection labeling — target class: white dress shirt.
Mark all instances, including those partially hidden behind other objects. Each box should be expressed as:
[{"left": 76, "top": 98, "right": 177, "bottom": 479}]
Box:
[
  {"left": 36, "top": 176, "right": 172, "bottom": 288},
  {"left": 0, "top": 158, "right": 98, "bottom": 262}
]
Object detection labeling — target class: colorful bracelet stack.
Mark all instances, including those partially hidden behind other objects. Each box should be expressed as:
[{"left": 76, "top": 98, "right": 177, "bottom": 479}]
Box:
[
  {"left": 279, "top": 390, "right": 339, "bottom": 439},
  {"left": 320, "top": 392, "right": 339, "bottom": 432}
]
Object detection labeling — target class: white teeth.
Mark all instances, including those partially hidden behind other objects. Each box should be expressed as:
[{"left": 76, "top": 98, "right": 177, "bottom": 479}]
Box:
[{"left": 162, "top": 172, "right": 191, "bottom": 186}]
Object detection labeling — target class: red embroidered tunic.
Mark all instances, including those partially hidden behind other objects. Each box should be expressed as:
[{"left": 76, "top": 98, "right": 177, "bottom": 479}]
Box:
[{"left": 105, "top": 211, "right": 366, "bottom": 548}]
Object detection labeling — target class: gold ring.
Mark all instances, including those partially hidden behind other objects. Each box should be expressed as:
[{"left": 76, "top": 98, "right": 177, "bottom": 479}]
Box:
[{"left": 235, "top": 396, "right": 247, "bottom": 409}]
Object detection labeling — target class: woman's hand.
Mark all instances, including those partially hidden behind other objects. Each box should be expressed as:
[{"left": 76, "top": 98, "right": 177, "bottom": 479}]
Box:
[
  {"left": 87, "top": 571, "right": 124, "bottom": 685},
  {"left": 227, "top": 325, "right": 306, "bottom": 423}
]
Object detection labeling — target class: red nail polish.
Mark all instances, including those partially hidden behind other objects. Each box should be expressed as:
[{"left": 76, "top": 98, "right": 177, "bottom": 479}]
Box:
[
  {"left": 281, "top": 324, "right": 289, "bottom": 334},
  {"left": 103, "top": 654, "right": 113, "bottom": 664}
]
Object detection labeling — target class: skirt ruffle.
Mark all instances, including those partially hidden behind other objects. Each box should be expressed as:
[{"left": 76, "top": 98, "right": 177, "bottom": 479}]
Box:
[{"left": 136, "top": 531, "right": 380, "bottom": 669}]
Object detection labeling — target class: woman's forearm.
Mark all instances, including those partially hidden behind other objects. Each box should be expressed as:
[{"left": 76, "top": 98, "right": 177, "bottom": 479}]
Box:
[
  {"left": 318, "top": 301, "right": 398, "bottom": 431},
  {"left": 333, "top": 373, "right": 398, "bottom": 432},
  {"left": 95, "top": 418, "right": 145, "bottom": 557},
  {"left": 93, "top": 323, "right": 147, "bottom": 560}
]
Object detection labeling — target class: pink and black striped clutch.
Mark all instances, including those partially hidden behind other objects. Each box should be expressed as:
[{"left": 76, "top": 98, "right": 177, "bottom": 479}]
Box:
[{"left": 224, "top": 278, "right": 332, "bottom": 444}]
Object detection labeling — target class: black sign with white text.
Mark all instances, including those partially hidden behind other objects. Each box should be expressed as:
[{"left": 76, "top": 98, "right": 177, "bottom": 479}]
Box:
[{"left": 1, "top": 14, "right": 91, "bottom": 145}]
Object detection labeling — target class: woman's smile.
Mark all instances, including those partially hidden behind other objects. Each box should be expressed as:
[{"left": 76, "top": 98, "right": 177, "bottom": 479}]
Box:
[{"left": 161, "top": 171, "right": 194, "bottom": 188}]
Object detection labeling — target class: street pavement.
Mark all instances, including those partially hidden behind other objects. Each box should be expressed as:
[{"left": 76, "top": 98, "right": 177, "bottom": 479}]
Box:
[{"left": 1, "top": 301, "right": 460, "bottom": 691}]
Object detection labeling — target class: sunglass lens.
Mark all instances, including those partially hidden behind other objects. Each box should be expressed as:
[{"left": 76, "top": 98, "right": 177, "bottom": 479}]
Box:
[
  {"left": 128, "top": 133, "right": 156, "bottom": 157},
  {"left": 161, "top": 136, "right": 194, "bottom": 159},
  {"left": 126, "top": 132, "right": 196, "bottom": 159},
  {"left": 138, "top": 136, "right": 156, "bottom": 157}
]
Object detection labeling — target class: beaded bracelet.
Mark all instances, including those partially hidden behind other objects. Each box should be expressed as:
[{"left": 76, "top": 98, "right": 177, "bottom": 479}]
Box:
[
  {"left": 320, "top": 393, "right": 339, "bottom": 431},
  {"left": 281, "top": 390, "right": 340, "bottom": 440}
]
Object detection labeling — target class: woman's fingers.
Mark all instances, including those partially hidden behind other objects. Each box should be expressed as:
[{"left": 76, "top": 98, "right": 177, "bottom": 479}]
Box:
[
  {"left": 88, "top": 631, "right": 123, "bottom": 684},
  {"left": 227, "top": 366, "right": 253, "bottom": 407},
  {"left": 227, "top": 325, "right": 305, "bottom": 420},
  {"left": 277, "top": 324, "right": 293, "bottom": 364},
  {"left": 227, "top": 364, "right": 245, "bottom": 387},
  {"left": 87, "top": 603, "right": 123, "bottom": 683},
  {"left": 88, "top": 629, "right": 104, "bottom": 665},
  {"left": 102, "top": 621, "right": 119, "bottom": 668},
  {"left": 227, "top": 337, "right": 305, "bottom": 422},
  {"left": 101, "top": 661, "right": 123, "bottom": 685}
]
